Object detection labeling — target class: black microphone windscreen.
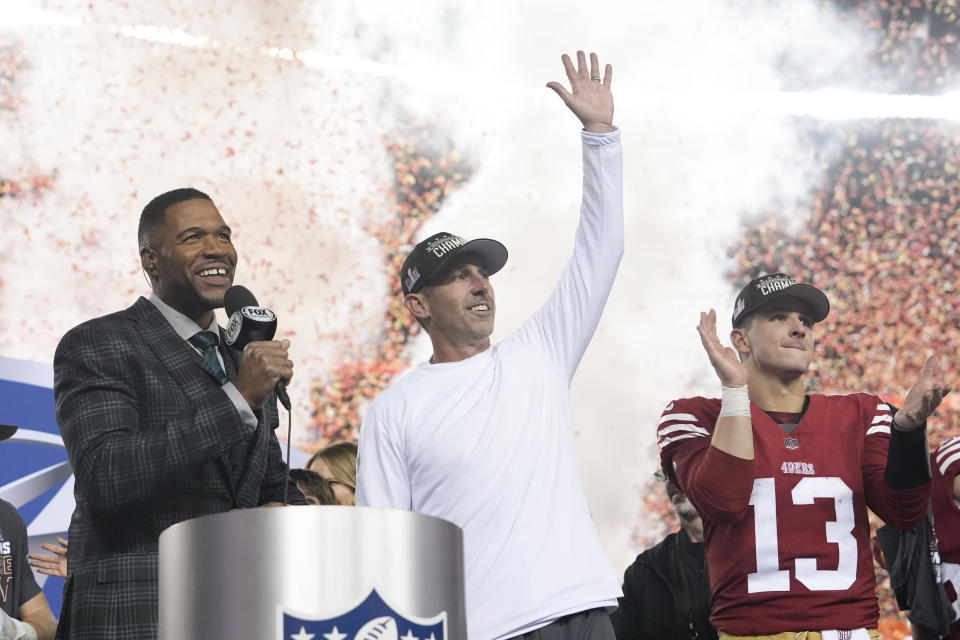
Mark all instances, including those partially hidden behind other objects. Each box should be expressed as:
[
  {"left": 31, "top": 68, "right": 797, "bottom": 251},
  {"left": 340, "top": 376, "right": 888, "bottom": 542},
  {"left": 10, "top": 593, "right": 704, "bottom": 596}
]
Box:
[{"left": 224, "top": 285, "right": 259, "bottom": 316}]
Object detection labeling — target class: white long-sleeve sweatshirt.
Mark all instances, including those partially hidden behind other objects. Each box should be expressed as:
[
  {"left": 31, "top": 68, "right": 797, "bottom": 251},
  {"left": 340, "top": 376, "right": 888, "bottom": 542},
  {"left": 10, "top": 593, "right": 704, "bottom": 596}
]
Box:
[{"left": 357, "top": 128, "right": 624, "bottom": 640}]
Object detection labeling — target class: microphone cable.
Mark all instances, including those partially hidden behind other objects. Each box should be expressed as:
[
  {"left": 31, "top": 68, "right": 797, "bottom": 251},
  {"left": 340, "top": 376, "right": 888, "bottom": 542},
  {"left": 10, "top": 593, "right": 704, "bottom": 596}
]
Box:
[{"left": 283, "top": 406, "right": 292, "bottom": 506}]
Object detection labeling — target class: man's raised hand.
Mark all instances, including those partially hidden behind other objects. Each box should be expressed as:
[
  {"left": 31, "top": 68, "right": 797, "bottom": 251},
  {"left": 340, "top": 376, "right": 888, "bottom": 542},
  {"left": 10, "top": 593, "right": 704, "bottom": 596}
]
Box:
[
  {"left": 546, "top": 51, "right": 614, "bottom": 134},
  {"left": 894, "top": 355, "right": 952, "bottom": 429},
  {"left": 698, "top": 309, "right": 749, "bottom": 388}
]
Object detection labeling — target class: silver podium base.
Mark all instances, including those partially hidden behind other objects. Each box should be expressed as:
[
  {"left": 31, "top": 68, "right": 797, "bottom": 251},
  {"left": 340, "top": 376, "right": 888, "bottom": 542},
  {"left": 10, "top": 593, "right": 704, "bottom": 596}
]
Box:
[{"left": 159, "top": 506, "right": 466, "bottom": 640}]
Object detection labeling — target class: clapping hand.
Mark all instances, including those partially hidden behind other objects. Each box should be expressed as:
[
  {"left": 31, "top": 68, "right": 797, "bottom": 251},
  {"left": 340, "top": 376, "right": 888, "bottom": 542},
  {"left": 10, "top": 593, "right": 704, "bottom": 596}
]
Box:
[
  {"left": 697, "top": 309, "right": 748, "bottom": 388},
  {"left": 894, "top": 356, "right": 952, "bottom": 429}
]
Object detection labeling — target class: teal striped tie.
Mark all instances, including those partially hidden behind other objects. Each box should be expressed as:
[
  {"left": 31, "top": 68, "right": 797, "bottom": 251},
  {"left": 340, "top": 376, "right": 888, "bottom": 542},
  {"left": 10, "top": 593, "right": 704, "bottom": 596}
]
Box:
[{"left": 189, "top": 331, "right": 228, "bottom": 385}]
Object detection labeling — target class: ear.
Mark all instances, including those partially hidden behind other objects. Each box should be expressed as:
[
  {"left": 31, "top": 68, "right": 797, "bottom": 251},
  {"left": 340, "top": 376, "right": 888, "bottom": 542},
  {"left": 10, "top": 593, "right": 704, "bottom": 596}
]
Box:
[
  {"left": 404, "top": 293, "right": 430, "bottom": 322},
  {"left": 140, "top": 246, "right": 157, "bottom": 279},
  {"left": 730, "top": 327, "right": 750, "bottom": 359}
]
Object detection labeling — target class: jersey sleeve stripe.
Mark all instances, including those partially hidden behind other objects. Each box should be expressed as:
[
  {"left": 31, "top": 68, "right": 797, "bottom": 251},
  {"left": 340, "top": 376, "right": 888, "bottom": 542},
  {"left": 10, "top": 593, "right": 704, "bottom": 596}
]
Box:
[
  {"left": 657, "top": 423, "right": 710, "bottom": 437},
  {"left": 871, "top": 414, "right": 892, "bottom": 425},
  {"left": 866, "top": 425, "right": 891, "bottom": 436},
  {"left": 657, "top": 432, "right": 706, "bottom": 450},
  {"left": 659, "top": 412, "right": 697, "bottom": 425},
  {"left": 936, "top": 438, "right": 960, "bottom": 464},
  {"left": 939, "top": 450, "right": 960, "bottom": 476},
  {"left": 937, "top": 436, "right": 960, "bottom": 456},
  {"left": 875, "top": 402, "right": 890, "bottom": 411}
]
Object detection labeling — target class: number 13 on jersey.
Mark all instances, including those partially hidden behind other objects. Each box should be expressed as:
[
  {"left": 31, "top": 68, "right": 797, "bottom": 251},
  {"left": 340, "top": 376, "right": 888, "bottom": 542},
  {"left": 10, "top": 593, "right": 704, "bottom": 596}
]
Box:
[{"left": 748, "top": 476, "right": 858, "bottom": 593}]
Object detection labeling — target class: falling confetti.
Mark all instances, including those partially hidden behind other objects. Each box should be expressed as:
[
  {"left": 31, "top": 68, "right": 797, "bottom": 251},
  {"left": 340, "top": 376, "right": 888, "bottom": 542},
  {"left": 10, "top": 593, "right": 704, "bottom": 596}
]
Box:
[{"left": 306, "top": 123, "right": 473, "bottom": 447}]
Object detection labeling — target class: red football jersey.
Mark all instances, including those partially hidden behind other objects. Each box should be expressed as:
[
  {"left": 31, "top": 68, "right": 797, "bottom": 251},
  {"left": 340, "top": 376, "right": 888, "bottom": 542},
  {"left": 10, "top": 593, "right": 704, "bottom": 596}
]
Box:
[
  {"left": 657, "top": 393, "right": 926, "bottom": 635},
  {"left": 931, "top": 436, "right": 960, "bottom": 634},
  {"left": 933, "top": 436, "right": 960, "bottom": 564}
]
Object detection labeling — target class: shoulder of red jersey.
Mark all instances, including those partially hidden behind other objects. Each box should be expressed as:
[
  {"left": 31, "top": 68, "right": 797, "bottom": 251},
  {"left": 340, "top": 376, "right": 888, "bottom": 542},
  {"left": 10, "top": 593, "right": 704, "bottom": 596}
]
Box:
[
  {"left": 934, "top": 435, "right": 960, "bottom": 478},
  {"left": 657, "top": 396, "right": 719, "bottom": 454},
  {"left": 813, "top": 391, "right": 894, "bottom": 439}
]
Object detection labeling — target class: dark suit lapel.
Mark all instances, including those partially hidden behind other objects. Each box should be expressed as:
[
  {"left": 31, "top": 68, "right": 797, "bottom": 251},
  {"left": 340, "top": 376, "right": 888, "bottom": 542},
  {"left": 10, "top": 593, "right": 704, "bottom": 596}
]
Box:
[
  {"left": 129, "top": 297, "right": 237, "bottom": 499},
  {"left": 129, "top": 298, "right": 225, "bottom": 387},
  {"left": 220, "top": 340, "right": 270, "bottom": 502},
  {"left": 129, "top": 298, "right": 208, "bottom": 397}
]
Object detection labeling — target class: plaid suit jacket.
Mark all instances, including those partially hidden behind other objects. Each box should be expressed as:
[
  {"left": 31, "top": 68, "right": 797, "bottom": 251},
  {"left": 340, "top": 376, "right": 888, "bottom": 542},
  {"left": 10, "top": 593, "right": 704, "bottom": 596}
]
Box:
[{"left": 53, "top": 297, "right": 299, "bottom": 639}]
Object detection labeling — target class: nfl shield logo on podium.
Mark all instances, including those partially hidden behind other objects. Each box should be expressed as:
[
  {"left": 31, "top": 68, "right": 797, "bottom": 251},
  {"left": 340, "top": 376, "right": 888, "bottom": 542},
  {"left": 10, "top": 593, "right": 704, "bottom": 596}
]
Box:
[{"left": 280, "top": 590, "right": 446, "bottom": 640}]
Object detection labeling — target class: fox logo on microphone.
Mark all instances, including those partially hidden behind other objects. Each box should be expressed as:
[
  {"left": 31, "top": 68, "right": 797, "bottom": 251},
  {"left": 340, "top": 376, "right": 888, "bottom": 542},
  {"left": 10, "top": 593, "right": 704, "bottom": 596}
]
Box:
[
  {"left": 242, "top": 306, "right": 276, "bottom": 322},
  {"left": 225, "top": 305, "right": 278, "bottom": 348},
  {"left": 280, "top": 590, "right": 445, "bottom": 640}
]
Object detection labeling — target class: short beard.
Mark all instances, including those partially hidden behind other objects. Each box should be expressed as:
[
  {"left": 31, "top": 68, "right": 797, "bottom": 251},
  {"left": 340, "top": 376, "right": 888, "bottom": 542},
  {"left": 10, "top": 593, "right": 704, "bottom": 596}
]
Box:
[
  {"left": 189, "top": 286, "right": 226, "bottom": 313},
  {"left": 431, "top": 313, "right": 494, "bottom": 345},
  {"left": 672, "top": 496, "right": 700, "bottom": 522}
]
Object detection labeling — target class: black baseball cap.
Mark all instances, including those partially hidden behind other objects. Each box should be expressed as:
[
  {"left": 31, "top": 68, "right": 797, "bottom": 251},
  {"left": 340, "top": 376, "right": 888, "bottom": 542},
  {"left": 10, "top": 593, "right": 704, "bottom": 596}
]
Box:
[
  {"left": 400, "top": 232, "right": 508, "bottom": 296},
  {"left": 732, "top": 273, "right": 830, "bottom": 328},
  {"left": 0, "top": 424, "right": 18, "bottom": 441}
]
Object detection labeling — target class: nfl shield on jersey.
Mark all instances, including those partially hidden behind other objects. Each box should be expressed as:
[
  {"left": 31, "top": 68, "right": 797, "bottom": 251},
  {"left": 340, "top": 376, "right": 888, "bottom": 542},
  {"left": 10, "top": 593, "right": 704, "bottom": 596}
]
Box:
[{"left": 280, "top": 590, "right": 446, "bottom": 640}]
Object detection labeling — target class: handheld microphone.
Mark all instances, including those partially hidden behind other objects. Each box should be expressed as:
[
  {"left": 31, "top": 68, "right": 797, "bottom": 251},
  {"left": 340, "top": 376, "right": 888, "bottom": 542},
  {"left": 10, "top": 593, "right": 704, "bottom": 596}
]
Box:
[{"left": 223, "top": 285, "right": 291, "bottom": 411}]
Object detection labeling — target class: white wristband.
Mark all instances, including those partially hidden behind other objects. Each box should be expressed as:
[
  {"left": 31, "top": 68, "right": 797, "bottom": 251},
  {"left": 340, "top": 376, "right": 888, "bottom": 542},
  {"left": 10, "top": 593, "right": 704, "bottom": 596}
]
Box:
[{"left": 719, "top": 384, "right": 751, "bottom": 418}]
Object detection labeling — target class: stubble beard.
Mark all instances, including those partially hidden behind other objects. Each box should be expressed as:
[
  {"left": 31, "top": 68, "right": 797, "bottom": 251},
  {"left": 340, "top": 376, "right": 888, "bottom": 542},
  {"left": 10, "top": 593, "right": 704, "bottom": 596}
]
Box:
[
  {"left": 188, "top": 279, "right": 228, "bottom": 313},
  {"left": 434, "top": 308, "right": 495, "bottom": 347},
  {"left": 672, "top": 495, "right": 700, "bottom": 521}
]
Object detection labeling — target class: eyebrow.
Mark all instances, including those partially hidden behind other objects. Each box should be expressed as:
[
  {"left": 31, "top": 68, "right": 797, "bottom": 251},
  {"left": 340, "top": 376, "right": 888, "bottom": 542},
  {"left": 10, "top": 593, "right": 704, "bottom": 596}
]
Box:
[{"left": 176, "top": 225, "right": 232, "bottom": 240}]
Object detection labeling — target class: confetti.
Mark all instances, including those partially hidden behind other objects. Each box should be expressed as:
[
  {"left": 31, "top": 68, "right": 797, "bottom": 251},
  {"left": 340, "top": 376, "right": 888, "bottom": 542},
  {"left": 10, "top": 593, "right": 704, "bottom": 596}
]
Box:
[
  {"left": 306, "top": 123, "right": 473, "bottom": 447},
  {"left": 0, "top": 38, "right": 26, "bottom": 114}
]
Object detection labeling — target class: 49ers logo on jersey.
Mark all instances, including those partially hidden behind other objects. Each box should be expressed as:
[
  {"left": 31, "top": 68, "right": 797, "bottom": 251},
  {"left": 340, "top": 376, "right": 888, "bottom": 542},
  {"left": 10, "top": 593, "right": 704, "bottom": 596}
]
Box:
[{"left": 780, "top": 461, "right": 816, "bottom": 475}]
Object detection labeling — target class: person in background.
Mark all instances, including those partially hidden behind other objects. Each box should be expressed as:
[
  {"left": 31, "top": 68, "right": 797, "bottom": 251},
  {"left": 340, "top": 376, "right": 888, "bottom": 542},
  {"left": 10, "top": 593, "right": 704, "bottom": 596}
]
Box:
[
  {"left": 913, "top": 435, "right": 960, "bottom": 640},
  {"left": 306, "top": 442, "right": 357, "bottom": 506},
  {"left": 27, "top": 539, "right": 68, "bottom": 580},
  {"left": 0, "top": 424, "right": 57, "bottom": 640},
  {"left": 289, "top": 468, "right": 336, "bottom": 506},
  {"left": 611, "top": 470, "right": 716, "bottom": 640}
]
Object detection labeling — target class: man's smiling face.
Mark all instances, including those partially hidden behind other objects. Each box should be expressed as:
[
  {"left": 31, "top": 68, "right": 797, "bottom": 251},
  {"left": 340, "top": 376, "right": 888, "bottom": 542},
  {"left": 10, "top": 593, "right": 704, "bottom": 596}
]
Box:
[
  {"left": 421, "top": 253, "right": 496, "bottom": 347},
  {"left": 146, "top": 198, "right": 237, "bottom": 325}
]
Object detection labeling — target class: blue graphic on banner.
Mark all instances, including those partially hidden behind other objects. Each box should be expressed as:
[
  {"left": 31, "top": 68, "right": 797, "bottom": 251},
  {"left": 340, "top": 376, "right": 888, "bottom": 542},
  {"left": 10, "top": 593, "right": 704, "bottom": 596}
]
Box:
[
  {"left": 0, "top": 356, "right": 73, "bottom": 619},
  {"left": 281, "top": 590, "right": 446, "bottom": 640}
]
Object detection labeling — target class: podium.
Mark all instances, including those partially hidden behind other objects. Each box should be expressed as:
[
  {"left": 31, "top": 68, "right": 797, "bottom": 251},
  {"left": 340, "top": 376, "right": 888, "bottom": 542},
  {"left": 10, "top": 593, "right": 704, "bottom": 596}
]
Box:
[{"left": 158, "top": 506, "right": 466, "bottom": 640}]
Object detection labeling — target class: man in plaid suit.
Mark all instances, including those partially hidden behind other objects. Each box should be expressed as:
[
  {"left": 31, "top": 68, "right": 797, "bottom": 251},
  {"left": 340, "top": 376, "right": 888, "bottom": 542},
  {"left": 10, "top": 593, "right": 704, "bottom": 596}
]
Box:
[{"left": 52, "top": 188, "right": 301, "bottom": 639}]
